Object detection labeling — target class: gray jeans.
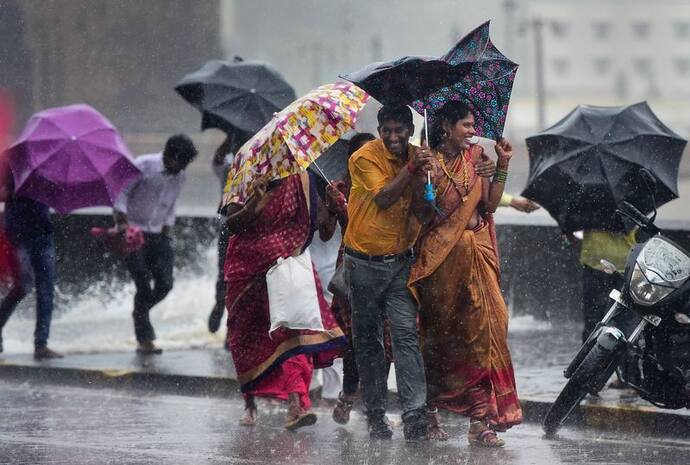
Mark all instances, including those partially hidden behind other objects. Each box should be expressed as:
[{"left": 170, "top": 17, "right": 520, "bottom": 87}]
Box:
[{"left": 345, "top": 253, "right": 427, "bottom": 417}]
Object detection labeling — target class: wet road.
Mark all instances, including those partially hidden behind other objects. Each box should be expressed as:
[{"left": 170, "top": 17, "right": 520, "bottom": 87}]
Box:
[{"left": 1, "top": 380, "right": 688, "bottom": 465}]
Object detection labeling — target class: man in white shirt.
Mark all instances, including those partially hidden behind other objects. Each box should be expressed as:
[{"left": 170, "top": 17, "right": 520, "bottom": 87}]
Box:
[{"left": 113, "top": 134, "right": 198, "bottom": 354}]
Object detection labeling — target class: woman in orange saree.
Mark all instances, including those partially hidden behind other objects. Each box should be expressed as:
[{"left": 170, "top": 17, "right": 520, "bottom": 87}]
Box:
[{"left": 409, "top": 101, "right": 522, "bottom": 447}]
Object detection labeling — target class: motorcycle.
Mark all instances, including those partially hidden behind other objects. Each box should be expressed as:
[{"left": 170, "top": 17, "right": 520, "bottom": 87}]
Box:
[{"left": 542, "top": 170, "right": 690, "bottom": 435}]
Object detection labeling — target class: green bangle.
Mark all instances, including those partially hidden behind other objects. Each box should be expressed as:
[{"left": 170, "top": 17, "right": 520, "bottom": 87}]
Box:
[{"left": 493, "top": 168, "right": 508, "bottom": 183}]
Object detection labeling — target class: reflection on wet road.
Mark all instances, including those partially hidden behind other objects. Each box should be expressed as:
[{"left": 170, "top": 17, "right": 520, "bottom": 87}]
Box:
[{"left": 1, "top": 380, "right": 688, "bottom": 465}]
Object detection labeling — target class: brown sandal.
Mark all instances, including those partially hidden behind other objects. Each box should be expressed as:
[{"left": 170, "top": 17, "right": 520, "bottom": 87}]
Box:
[
  {"left": 468, "top": 421, "right": 505, "bottom": 447},
  {"left": 426, "top": 408, "right": 450, "bottom": 441},
  {"left": 332, "top": 392, "right": 354, "bottom": 425}
]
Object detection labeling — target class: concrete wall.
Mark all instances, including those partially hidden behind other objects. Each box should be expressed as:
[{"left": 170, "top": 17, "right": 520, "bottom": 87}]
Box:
[
  {"left": 42, "top": 215, "right": 690, "bottom": 322},
  {"left": 0, "top": 0, "right": 221, "bottom": 132}
]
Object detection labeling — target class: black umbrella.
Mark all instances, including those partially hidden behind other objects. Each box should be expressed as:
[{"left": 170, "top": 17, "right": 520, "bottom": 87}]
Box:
[
  {"left": 175, "top": 59, "right": 297, "bottom": 134},
  {"left": 522, "top": 102, "right": 687, "bottom": 233},
  {"left": 308, "top": 138, "right": 350, "bottom": 182},
  {"left": 340, "top": 56, "right": 472, "bottom": 107}
]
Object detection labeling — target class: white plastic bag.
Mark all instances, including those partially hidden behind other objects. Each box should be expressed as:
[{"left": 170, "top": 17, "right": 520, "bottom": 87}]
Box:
[{"left": 266, "top": 248, "right": 325, "bottom": 334}]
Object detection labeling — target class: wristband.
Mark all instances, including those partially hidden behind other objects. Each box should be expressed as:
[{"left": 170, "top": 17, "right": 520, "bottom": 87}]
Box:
[{"left": 407, "top": 162, "right": 416, "bottom": 174}]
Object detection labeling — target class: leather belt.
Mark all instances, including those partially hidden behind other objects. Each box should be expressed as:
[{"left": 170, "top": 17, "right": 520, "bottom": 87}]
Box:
[{"left": 344, "top": 247, "right": 415, "bottom": 263}]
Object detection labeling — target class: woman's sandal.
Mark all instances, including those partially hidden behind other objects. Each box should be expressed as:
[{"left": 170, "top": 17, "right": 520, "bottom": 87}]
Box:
[
  {"left": 468, "top": 427, "right": 505, "bottom": 447},
  {"left": 426, "top": 408, "right": 450, "bottom": 441},
  {"left": 332, "top": 392, "right": 354, "bottom": 425},
  {"left": 239, "top": 407, "right": 257, "bottom": 426},
  {"left": 285, "top": 410, "right": 318, "bottom": 431}
]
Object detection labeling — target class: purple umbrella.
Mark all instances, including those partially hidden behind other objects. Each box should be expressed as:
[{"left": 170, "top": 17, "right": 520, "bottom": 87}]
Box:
[{"left": 7, "top": 104, "right": 141, "bottom": 214}]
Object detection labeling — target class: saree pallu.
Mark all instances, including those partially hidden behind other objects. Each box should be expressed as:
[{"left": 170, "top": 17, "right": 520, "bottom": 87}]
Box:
[
  {"left": 409, "top": 149, "right": 522, "bottom": 431},
  {"left": 224, "top": 173, "right": 345, "bottom": 409}
]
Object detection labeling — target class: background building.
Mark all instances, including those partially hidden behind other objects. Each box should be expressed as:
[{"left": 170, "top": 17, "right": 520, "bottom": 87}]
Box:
[
  {"left": 0, "top": 0, "right": 687, "bottom": 220},
  {"left": 0, "top": 0, "right": 221, "bottom": 132}
]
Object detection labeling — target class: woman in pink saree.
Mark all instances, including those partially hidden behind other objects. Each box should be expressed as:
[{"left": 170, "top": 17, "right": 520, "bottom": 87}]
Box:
[{"left": 223, "top": 171, "right": 345, "bottom": 430}]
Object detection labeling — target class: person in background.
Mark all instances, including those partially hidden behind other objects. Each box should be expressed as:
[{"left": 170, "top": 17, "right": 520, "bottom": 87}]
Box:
[
  {"left": 207, "top": 131, "right": 251, "bottom": 337},
  {"left": 500, "top": 192, "right": 539, "bottom": 213},
  {"left": 0, "top": 178, "right": 62, "bottom": 359},
  {"left": 306, "top": 133, "right": 390, "bottom": 422},
  {"left": 113, "top": 134, "right": 198, "bottom": 355},
  {"left": 574, "top": 229, "right": 637, "bottom": 342}
]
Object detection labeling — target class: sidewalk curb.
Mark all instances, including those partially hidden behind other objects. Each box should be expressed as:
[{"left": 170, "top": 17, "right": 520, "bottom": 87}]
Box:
[
  {"left": 0, "top": 362, "right": 239, "bottom": 397},
  {"left": 2, "top": 361, "right": 689, "bottom": 437},
  {"left": 519, "top": 396, "right": 690, "bottom": 438}
]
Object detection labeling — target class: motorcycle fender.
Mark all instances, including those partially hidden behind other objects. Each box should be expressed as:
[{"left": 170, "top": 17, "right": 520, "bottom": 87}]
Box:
[{"left": 597, "top": 327, "right": 626, "bottom": 351}]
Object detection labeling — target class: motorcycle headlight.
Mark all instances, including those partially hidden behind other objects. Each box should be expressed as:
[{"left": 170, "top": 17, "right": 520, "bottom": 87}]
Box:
[{"left": 629, "top": 263, "right": 675, "bottom": 306}]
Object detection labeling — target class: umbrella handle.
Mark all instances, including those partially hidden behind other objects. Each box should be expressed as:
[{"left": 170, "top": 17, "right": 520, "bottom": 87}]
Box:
[
  {"left": 308, "top": 157, "right": 331, "bottom": 184},
  {"left": 424, "top": 170, "right": 436, "bottom": 202}
]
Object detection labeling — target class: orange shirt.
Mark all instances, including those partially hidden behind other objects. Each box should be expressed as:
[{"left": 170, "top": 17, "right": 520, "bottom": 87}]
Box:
[{"left": 343, "top": 139, "right": 420, "bottom": 256}]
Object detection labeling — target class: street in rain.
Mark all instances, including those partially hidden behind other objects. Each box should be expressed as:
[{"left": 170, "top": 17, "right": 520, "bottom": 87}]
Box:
[{"left": 1, "top": 1, "right": 690, "bottom": 464}]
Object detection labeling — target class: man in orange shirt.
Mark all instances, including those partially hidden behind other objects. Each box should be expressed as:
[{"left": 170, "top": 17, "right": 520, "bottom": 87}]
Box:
[{"left": 343, "top": 105, "right": 436, "bottom": 440}]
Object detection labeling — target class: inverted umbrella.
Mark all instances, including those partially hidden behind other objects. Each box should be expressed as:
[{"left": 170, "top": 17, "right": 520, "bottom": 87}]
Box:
[
  {"left": 8, "top": 104, "right": 141, "bottom": 214},
  {"left": 411, "top": 21, "right": 518, "bottom": 140},
  {"left": 340, "top": 56, "right": 472, "bottom": 107},
  {"left": 176, "top": 59, "right": 297, "bottom": 134},
  {"left": 222, "top": 82, "right": 369, "bottom": 207},
  {"left": 522, "top": 102, "right": 687, "bottom": 233}
]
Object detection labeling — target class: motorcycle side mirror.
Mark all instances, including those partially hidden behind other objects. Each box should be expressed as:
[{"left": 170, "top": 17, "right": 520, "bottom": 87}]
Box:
[
  {"left": 639, "top": 168, "right": 657, "bottom": 189},
  {"left": 600, "top": 259, "right": 619, "bottom": 275}
]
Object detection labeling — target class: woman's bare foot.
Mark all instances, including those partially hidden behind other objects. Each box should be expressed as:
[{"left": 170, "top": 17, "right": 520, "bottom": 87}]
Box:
[
  {"left": 240, "top": 397, "right": 257, "bottom": 426},
  {"left": 468, "top": 419, "right": 505, "bottom": 447}
]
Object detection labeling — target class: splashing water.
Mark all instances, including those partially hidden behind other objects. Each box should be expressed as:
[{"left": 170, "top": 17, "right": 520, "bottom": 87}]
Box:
[
  {"left": 1, "top": 242, "right": 550, "bottom": 355},
  {"left": 1, "top": 243, "right": 225, "bottom": 355}
]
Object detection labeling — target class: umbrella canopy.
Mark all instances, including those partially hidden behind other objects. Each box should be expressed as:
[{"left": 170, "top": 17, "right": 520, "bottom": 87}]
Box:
[
  {"left": 522, "top": 102, "right": 687, "bottom": 232},
  {"left": 8, "top": 104, "right": 141, "bottom": 214},
  {"left": 411, "top": 21, "right": 518, "bottom": 140},
  {"left": 307, "top": 138, "right": 349, "bottom": 183},
  {"left": 176, "top": 59, "right": 297, "bottom": 134},
  {"left": 222, "top": 82, "right": 369, "bottom": 207},
  {"left": 340, "top": 56, "right": 472, "bottom": 107}
]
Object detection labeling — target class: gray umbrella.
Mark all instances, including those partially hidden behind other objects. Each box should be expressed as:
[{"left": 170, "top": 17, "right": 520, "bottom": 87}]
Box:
[{"left": 175, "top": 58, "right": 296, "bottom": 134}]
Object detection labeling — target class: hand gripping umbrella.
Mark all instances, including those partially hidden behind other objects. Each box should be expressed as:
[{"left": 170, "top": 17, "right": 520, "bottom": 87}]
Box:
[{"left": 522, "top": 102, "right": 687, "bottom": 232}]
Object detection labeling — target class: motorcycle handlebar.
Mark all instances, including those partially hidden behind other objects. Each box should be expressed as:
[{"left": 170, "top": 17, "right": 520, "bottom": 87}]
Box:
[{"left": 617, "top": 201, "right": 660, "bottom": 235}]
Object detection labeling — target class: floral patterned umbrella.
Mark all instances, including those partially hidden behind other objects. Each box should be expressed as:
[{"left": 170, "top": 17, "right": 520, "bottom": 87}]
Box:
[
  {"left": 221, "top": 82, "right": 369, "bottom": 207},
  {"left": 411, "top": 21, "right": 518, "bottom": 140}
]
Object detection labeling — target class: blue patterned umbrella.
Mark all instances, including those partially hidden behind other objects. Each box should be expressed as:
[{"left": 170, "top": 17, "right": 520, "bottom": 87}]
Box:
[{"left": 411, "top": 21, "right": 518, "bottom": 140}]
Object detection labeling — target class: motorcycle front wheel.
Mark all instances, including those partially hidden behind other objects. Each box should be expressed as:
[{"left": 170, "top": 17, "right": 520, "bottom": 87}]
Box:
[{"left": 542, "top": 339, "right": 620, "bottom": 436}]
